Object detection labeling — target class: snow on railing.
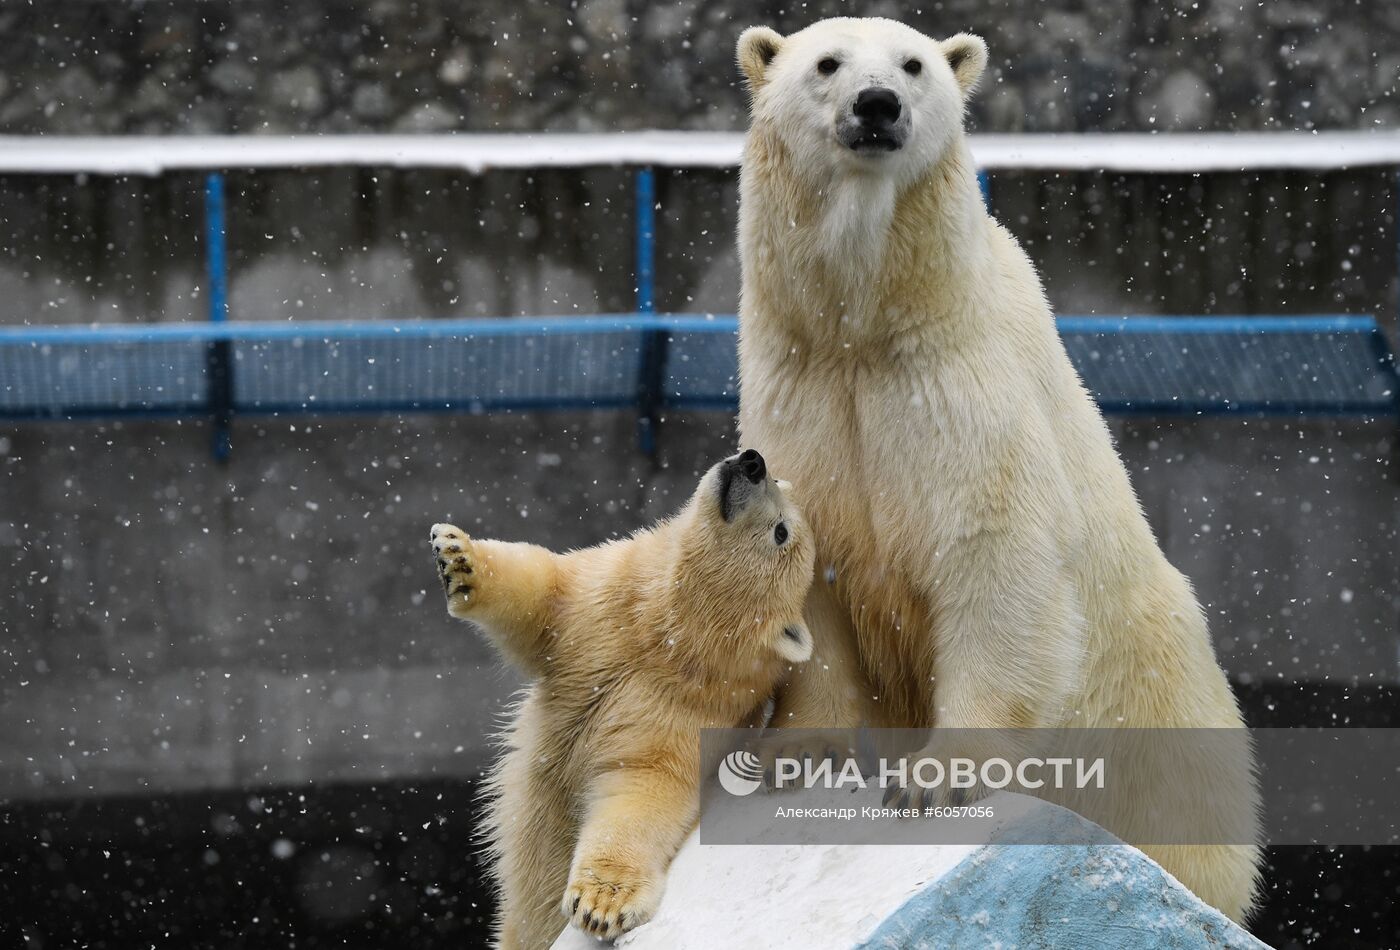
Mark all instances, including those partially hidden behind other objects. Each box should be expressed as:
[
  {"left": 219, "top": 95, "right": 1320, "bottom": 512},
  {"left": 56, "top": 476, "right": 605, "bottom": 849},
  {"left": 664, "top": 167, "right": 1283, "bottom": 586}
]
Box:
[{"left": 2, "top": 131, "right": 1400, "bottom": 175}]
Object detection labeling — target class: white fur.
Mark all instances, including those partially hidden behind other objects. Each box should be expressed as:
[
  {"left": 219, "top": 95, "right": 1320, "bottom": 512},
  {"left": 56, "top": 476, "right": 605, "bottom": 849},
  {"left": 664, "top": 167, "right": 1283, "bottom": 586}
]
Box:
[
  {"left": 741, "top": 18, "right": 973, "bottom": 289},
  {"left": 735, "top": 17, "right": 1261, "bottom": 923}
]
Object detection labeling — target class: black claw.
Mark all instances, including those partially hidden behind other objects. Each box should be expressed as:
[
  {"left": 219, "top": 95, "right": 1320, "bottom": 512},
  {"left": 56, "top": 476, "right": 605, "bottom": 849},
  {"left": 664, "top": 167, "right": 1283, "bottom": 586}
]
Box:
[
  {"left": 571, "top": 896, "right": 580, "bottom": 915},
  {"left": 763, "top": 767, "right": 774, "bottom": 788},
  {"left": 582, "top": 911, "right": 593, "bottom": 928},
  {"left": 949, "top": 786, "right": 967, "bottom": 807}
]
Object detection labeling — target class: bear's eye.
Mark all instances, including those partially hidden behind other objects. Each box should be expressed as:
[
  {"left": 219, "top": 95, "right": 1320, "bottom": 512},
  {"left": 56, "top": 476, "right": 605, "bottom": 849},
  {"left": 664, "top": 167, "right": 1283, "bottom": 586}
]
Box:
[
  {"left": 904, "top": 58, "right": 923, "bottom": 76},
  {"left": 774, "top": 522, "right": 789, "bottom": 546},
  {"left": 817, "top": 57, "right": 840, "bottom": 76}
]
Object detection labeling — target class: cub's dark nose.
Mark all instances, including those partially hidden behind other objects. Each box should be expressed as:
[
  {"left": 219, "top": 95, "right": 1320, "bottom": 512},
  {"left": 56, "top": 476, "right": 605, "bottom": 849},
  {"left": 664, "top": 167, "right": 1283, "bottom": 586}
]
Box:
[
  {"left": 853, "top": 87, "right": 901, "bottom": 126},
  {"left": 716, "top": 450, "right": 769, "bottom": 521},
  {"left": 734, "top": 448, "right": 767, "bottom": 484}
]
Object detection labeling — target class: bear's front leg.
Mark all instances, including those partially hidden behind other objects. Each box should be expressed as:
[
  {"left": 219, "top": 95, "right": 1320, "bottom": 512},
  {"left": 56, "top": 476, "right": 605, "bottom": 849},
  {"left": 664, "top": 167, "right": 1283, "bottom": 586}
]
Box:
[
  {"left": 770, "top": 579, "right": 868, "bottom": 728},
  {"left": 757, "top": 579, "right": 871, "bottom": 786},
  {"left": 429, "top": 523, "right": 559, "bottom": 675},
  {"left": 561, "top": 763, "right": 696, "bottom": 940},
  {"left": 903, "top": 532, "right": 1087, "bottom": 807}
]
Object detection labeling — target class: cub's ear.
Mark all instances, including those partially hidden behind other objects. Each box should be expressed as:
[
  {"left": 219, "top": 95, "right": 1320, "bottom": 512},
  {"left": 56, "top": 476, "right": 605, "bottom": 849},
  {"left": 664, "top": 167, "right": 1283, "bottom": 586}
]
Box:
[
  {"left": 940, "top": 33, "right": 988, "bottom": 96},
  {"left": 775, "top": 621, "right": 812, "bottom": 664},
  {"left": 737, "top": 26, "right": 784, "bottom": 92}
]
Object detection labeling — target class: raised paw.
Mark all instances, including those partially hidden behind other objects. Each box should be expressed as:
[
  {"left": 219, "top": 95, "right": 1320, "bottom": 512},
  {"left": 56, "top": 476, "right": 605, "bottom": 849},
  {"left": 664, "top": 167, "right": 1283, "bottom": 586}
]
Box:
[
  {"left": 561, "top": 865, "right": 661, "bottom": 941},
  {"left": 429, "top": 523, "right": 476, "bottom": 618}
]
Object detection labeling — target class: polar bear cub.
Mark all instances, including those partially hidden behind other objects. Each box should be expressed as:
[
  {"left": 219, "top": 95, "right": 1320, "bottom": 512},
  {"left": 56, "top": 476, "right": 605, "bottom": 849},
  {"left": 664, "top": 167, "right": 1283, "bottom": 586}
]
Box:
[{"left": 429, "top": 450, "right": 814, "bottom": 948}]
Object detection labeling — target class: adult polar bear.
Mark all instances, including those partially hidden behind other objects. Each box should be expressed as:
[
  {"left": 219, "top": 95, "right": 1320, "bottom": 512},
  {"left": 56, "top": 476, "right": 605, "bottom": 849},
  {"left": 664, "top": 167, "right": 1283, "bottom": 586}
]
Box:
[{"left": 734, "top": 18, "right": 1261, "bottom": 922}]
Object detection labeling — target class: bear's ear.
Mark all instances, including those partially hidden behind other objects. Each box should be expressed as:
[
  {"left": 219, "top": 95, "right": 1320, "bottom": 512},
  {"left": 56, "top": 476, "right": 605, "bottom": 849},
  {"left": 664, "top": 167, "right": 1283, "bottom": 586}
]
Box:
[
  {"left": 737, "top": 26, "right": 784, "bottom": 92},
  {"left": 775, "top": 621, "right": 812, "bottom": 664},
  {"left": 940, "top": 33, "right": 988, "bottom": 96}
]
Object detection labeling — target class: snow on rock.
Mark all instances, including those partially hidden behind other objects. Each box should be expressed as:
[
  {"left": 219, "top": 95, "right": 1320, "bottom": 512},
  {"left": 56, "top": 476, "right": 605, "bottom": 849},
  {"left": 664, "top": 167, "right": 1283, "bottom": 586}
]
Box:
[
  {"left": 551, "top": 788, "right": 1270, "bottom": 950},
  {"left": 552, "top": 831, "right": 976, "bottom": 950}
]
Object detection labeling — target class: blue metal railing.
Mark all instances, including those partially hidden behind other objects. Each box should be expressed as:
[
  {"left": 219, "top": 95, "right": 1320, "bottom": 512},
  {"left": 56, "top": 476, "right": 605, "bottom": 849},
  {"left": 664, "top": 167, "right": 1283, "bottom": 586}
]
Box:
[
  {"left": 634, "top": 167, "right": 667, "bottom": 455},
  {"left": 204, "top": 173, "right": 233, "bottom": 460},
  {"left": 2, "top": 313, "right": 1396, "bottom": 435},
  {"left": 2, "top": 168, "right": 1397, "bottom": 459}
]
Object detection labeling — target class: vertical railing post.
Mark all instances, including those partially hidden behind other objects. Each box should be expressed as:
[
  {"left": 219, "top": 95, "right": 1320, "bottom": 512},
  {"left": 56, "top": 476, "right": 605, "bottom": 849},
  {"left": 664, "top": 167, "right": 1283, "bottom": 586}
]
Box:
[
  {"left": 1384, "top": 169, "right": 1400, "bottom": 473},
  {"left": 634, "top": 166, "right": 666, "bottom": 457},
  {"left": 204, "top": 172, "right": 233, "bottom": 461},
  {"left": 636, "top": 167, "right": 656, "bottom": 315}
]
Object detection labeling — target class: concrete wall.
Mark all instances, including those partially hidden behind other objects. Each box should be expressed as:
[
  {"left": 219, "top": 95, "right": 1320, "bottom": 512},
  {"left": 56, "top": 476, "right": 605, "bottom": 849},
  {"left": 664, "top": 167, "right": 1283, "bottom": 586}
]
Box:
[
  {"left": 2, "top": 406, "right": 1396, "bottom": 802},
  {"left": 0, "top": 410, "right": 729, "bottom": 799},
  {"left": 1118, "top": 417, "right": 1400, "bottom": 685}
]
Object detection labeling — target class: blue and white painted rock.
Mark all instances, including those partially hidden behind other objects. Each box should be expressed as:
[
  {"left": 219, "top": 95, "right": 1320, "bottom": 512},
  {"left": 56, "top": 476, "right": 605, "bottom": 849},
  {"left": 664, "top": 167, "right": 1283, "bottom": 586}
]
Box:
[{"left": 551, "top": 791, "right": 1268, "bottom": 949}]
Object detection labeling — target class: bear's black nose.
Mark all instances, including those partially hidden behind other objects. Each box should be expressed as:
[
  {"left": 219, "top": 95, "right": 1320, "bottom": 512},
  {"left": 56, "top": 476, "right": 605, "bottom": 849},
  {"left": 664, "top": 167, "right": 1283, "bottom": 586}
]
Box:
[
  {"left": 853, "top": 87, "right": 901, "bottom": 126},
  {"left": 735, "top": 448, "right": 766, "bottom": 484}
]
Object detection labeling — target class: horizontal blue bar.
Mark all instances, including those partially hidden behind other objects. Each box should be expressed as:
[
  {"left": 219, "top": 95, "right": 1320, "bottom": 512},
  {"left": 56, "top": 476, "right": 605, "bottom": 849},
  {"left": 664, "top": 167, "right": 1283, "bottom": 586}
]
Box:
[
  {"left": 1094, "top": 400, "right": 1396, "bottom": 416},
  {"left": 0, "top": 395, "right": 644, "bottom": 422},
  {"left": 0, "top": 404, "right": 209, "bottom": 422},
  {"left": 0, "top": 314, "right": 741, "bottom": 346},
  {"left": 0, "top": 313, "right": 1378, "bottom": 346},
  {"left": 1055, "top": 315, "right": 1379, "bottom": 334},
  {"left": 235, "top": 395, "right": 646, "bottom": 417}
]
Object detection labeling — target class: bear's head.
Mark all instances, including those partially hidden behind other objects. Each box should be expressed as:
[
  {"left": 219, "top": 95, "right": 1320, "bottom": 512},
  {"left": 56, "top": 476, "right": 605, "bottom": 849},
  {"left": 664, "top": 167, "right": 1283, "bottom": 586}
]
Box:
[
  {"left": 737, "top": 18, "right": 986, "bottom": 188},
  {"left": 677, "top": 449, "right": 815, "bottom": 666}
]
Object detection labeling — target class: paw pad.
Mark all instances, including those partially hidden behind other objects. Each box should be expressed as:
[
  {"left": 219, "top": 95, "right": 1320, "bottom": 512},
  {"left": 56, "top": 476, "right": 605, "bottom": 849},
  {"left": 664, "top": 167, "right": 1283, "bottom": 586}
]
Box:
[{"left": 429, "top": 523, "right": 475, "bottom": 608}]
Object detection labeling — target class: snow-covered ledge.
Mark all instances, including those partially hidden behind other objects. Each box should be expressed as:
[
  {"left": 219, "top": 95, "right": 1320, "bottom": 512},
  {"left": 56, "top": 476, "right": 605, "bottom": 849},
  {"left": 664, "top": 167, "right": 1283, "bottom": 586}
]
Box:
[{"left": 553, "top": 788, "right": 1269, "bottom": 949}]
